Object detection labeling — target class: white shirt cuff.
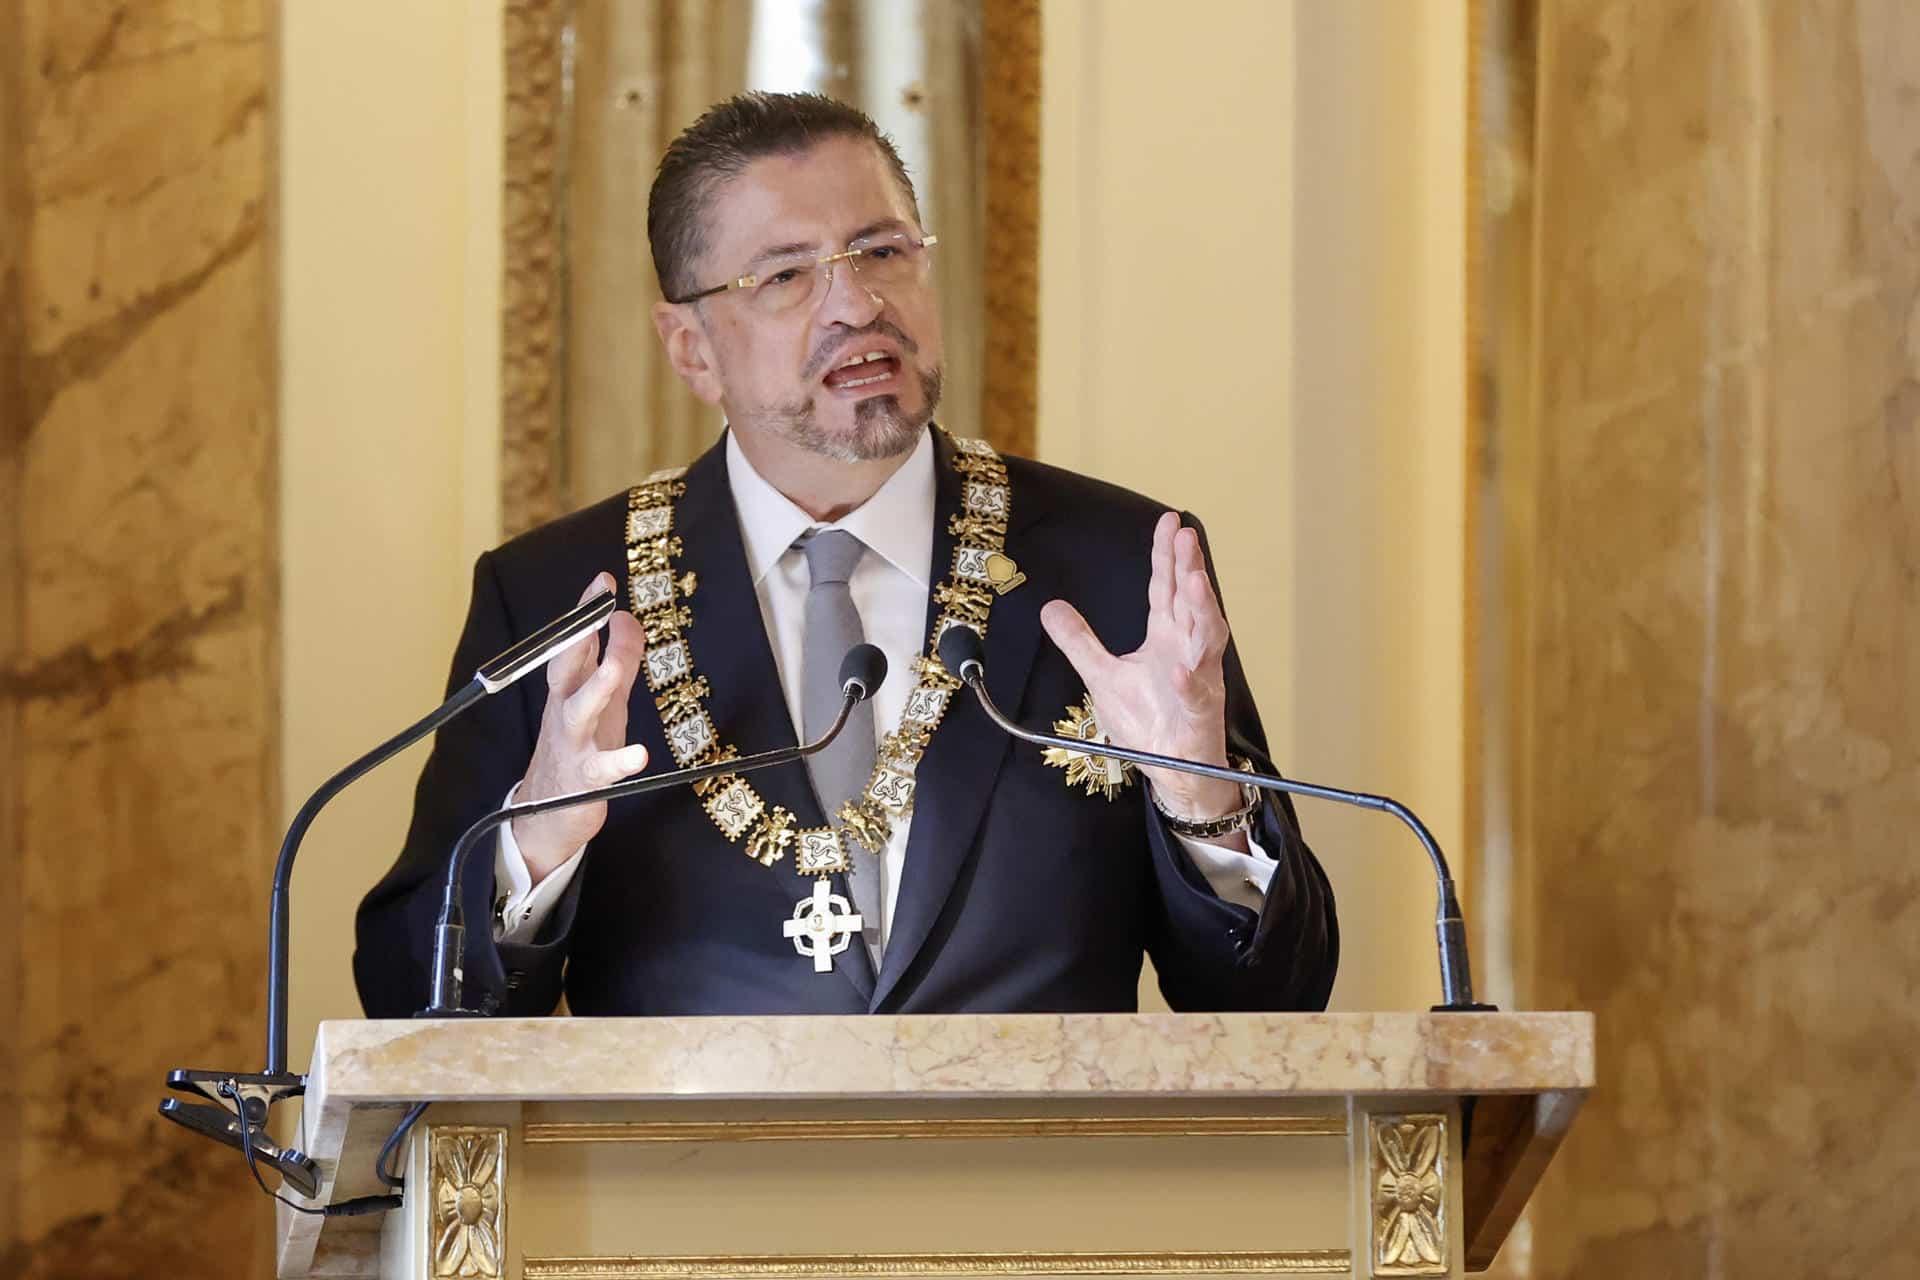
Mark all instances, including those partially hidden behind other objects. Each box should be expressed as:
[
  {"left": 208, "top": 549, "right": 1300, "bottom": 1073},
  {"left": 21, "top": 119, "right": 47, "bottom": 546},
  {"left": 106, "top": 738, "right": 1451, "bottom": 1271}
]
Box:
[
  {"left": 492, "top": 783, "right": 588, "bottom": 943},
  {"left": 1175, "top": 829, "right": 1277, "bottom": 911}
]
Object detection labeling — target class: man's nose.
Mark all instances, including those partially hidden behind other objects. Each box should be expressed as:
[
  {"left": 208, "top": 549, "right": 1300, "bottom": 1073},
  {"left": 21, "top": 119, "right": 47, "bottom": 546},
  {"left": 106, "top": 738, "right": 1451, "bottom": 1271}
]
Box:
[{"left": 814, "top": 256, "right": 886, "bottom": 327}]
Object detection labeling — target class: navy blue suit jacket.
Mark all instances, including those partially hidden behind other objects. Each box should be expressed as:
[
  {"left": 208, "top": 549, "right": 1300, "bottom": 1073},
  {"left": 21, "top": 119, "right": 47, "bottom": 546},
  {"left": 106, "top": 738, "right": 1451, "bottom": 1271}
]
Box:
[{"left": 354, "top": 430, "right": 1337, "bottom": 1017}]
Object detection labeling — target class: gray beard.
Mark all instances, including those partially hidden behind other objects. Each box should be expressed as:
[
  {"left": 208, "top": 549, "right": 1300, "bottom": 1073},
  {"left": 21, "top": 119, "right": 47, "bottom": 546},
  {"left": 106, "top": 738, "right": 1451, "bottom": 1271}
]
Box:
[{"left": 755, "top": 365, "right": 945, "bottom": 463}]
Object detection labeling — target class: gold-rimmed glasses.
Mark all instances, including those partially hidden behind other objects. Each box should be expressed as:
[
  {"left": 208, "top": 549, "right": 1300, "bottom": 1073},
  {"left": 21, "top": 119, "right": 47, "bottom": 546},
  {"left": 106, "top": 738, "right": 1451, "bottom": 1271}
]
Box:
[{"left": 669, "top": 230, "right": 939, "bottom": 315}]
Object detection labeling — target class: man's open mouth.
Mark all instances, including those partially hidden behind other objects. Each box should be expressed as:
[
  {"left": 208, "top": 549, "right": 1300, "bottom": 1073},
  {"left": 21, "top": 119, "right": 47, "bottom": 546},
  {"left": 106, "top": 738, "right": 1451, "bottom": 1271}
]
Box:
[{"left": 823, "top": 349, "right": 902, "bottom": 391}]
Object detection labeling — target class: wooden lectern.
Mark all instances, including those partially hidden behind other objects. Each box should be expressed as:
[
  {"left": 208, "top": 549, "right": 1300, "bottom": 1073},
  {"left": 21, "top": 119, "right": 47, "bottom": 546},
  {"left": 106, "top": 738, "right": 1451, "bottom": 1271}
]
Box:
[{"left": 278, "top": 1012, "right": 1590, "bottom": 1279}]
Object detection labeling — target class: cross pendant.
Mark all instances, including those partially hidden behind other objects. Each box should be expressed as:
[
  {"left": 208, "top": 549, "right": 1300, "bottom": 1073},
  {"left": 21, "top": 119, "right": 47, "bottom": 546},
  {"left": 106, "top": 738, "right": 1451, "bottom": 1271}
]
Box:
[{"left": 782, "top": 877, "right": 864, "bottom": 973}]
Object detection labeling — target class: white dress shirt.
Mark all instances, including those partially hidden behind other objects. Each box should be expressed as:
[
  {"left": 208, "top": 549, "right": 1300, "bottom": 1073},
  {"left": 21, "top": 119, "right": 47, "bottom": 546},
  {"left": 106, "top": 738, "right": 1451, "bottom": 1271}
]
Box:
[{"left": 494, "top": 430, "right": 1277, "bottom": 943}]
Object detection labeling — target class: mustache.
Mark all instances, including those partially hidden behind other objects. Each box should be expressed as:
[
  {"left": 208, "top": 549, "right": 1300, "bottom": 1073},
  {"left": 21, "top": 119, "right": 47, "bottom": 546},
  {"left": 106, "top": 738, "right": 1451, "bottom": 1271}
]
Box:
[{"left": 804, "top": 320, "right": 919, "bottom": 380}]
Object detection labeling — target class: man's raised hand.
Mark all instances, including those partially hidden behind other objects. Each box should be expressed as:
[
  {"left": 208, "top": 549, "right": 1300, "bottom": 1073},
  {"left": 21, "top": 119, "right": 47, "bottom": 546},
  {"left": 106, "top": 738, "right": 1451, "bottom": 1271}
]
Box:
[
  {"left": 1039, "top": 512, "right": 1248, "bottom": 842},
  {"left": 511, "top": 573, "right": 649, "bottom": 882}
]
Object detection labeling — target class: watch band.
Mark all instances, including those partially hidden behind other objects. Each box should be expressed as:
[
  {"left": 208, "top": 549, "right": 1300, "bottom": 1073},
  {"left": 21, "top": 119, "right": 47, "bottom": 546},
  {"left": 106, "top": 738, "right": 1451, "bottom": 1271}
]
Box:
[{"left": 1149, "top": 758, "right": 1261, "bottom": 839}]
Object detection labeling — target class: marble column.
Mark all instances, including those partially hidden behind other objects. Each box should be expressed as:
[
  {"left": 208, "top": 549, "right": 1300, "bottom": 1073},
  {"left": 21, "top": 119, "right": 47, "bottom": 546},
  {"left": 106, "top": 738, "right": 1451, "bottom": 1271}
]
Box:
[
  {"left": 0, "top": 3, "right": 278, "bottom": 1276},
  {"left": 1483, "top": 0, "right": 1920, "bottom": 1273}
]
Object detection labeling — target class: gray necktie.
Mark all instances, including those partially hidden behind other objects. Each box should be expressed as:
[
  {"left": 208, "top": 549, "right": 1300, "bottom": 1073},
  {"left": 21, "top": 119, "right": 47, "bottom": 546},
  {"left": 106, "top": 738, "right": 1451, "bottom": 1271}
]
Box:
[{"left": 799, "top": 529, "right": 883, "bottom": 961}]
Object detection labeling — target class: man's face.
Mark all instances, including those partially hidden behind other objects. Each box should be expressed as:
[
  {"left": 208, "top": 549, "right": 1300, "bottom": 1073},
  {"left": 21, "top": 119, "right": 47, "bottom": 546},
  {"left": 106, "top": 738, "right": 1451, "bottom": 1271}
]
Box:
[{"left": 662, "top": 136, "right": 944, "bottom": 462}]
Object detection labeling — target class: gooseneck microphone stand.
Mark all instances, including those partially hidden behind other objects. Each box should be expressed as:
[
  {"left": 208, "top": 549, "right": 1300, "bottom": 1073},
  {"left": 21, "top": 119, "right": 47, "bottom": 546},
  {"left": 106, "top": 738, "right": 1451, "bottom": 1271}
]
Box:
[
  {"left": 935, "top": 625, "right": 1493, "bottom": 1013},
  {"left": 418, "top": 643, "right": 888, "bottom": 1017},
  {"left": 158, "top": 589, "right": 620, "bottom": 1200}
]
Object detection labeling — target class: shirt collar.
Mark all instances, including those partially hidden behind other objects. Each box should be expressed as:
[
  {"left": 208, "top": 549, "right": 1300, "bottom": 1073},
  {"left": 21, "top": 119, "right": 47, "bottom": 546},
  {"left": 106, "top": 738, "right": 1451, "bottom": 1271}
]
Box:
[{"left": 726, "top": 427, "right": 937, "bottom": 589}]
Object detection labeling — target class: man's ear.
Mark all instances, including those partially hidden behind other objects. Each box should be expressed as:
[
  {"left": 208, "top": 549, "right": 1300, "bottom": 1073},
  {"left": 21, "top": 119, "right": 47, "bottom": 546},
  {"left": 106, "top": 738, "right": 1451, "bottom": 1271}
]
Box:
[{"left": 652, "top": 300, "right": 725, "bottom": 404}]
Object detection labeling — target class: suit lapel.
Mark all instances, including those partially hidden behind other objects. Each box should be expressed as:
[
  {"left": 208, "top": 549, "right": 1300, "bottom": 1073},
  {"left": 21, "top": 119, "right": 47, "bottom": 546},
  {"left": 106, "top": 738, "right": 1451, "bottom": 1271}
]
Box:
[
  {"left": 872, "top": 432, "right": 1045, "bottom": 1009},
  {"left": 649, "top": 437, "right": 876, "bottom": 1000}
]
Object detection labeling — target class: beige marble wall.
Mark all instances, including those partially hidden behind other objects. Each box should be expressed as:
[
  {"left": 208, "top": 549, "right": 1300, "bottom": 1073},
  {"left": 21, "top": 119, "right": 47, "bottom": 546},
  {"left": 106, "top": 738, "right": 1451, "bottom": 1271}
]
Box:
[
  {"left": 1491, "top": 1, "right": 1920, "bottom": 1273},
  {"left": 0, "top": 3, "right": 278, "bottom": 1275},
  {"left": 1, "top": 20, "right": 25, "bottom": 1261}
]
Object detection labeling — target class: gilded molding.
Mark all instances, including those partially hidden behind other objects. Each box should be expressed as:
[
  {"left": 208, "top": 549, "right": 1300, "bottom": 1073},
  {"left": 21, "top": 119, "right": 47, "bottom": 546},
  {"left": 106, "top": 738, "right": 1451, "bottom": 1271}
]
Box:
[
  {"left": 524, "top": 1114, "right": 1348, "bottom": 1144},
  {"left": 1368, "top": 1114, "right": 1448, "bottom": 1277},
  {"left": 1461, "top": 0, "right": 1539, "bottom": 989},
  {"left": 501, "top": 0, "right": 572, "bottom": 538},
  {"left": 524, "top": 1251, "right": 1351, "bottom": 1277},
  {"left": 432, "top": 1125, "right": 509, "bottom": 1279},
  {"left": 980, "top": 0, "right": 1041, "bottom": 458}
]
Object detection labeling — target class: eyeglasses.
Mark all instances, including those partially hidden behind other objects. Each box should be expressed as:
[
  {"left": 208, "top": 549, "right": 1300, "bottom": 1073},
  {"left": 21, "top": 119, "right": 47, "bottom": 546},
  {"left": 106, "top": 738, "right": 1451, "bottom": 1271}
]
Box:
[{"left": 670, "top": 231, "right": 939, "bottom": 315}]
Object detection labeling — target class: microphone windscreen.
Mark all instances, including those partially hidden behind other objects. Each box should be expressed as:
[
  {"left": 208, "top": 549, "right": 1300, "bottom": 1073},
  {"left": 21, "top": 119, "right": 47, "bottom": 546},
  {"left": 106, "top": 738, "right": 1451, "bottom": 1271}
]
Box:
[
  {"left": 936, "top": 624, "right": 985, "bottom": 679},
  {"left": 838, "top": 643, "right": 888, "bottom": 702}
]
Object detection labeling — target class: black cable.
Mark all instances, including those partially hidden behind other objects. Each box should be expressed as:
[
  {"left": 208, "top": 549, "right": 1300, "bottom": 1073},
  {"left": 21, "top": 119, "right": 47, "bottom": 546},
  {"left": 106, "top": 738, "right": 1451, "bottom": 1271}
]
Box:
[{"left": 377, "top": 1102, "right": 431, "bottom": 1188}]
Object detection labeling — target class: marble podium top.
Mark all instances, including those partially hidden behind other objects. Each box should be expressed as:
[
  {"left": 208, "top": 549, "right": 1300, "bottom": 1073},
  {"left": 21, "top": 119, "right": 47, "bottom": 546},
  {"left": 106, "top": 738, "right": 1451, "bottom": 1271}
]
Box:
[{"left": 308, "top": 1011, "right": 1592, "bottom": 1114}]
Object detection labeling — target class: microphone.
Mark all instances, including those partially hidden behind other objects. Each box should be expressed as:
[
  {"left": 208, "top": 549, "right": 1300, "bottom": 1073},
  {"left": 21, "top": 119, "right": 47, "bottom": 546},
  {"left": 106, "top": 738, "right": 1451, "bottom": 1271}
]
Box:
[
  {"left": 935, "top": 625, "right": 1491, "bottom": 1013},
  {"left": 160, "top": 587, "right": 620, "bottom": 1190},
  {"left": 939, "top": 625, "right": 987, "bottom": 684},
  {"left": 838, "top": 641, "right": 887, "bottom": 704},
  {"left": 419, "top": 642, "right": 889, "bottom": 1016}
]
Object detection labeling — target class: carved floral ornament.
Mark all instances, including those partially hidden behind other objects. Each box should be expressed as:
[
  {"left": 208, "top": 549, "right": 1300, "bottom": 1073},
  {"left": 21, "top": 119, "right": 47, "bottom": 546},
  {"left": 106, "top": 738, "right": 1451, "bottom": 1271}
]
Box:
[
  {"left": 433, "top": 1126, "right": 508, "bottom": 1278},
  {"left": 1369, "top": 1114, "right": 1448, "bottom": 1277}
]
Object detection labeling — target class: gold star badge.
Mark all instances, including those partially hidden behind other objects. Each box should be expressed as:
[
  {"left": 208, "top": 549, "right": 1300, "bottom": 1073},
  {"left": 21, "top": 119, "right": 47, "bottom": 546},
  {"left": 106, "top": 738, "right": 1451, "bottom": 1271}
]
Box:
[{"left": 1042, "top": 695, "right": 1136, "bottom": 800}]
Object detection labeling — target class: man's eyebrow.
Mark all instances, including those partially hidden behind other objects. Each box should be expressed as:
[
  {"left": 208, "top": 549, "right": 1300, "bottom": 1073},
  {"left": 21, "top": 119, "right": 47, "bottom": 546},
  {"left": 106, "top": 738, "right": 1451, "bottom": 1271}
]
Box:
[
  {"left": 847, "top": 217, "right": 909, "bottom": 243},
  {"left": 745, "top": 239, "right": 817, "bottom": 268}
]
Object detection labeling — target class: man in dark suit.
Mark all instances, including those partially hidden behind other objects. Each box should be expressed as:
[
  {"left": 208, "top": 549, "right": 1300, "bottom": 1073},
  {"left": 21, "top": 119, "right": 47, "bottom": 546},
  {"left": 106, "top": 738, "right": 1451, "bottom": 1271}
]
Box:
[{"left": 354, "top": 92, "right": 1336, "bottom": 1018}]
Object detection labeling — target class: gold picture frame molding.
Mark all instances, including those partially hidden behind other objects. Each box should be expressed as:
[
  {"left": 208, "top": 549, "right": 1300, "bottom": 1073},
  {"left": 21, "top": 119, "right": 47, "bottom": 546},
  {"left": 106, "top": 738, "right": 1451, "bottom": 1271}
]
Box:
[
  {"left": 524, "top": 1113, "right": 1349, "bottom": 1145},
  {"left": 523, "top": 1251, "right": 1352, "bottom": 1278},
  {"left": 499, "top": 0, "right": 1042, "bottom": 538}
]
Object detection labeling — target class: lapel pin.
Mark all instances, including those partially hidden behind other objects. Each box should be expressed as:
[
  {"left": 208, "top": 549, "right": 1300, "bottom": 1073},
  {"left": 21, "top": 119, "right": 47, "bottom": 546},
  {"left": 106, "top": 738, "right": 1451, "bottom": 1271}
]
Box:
[{"left": 983, "top": 552, "right": 1026, "bottom": 595}]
